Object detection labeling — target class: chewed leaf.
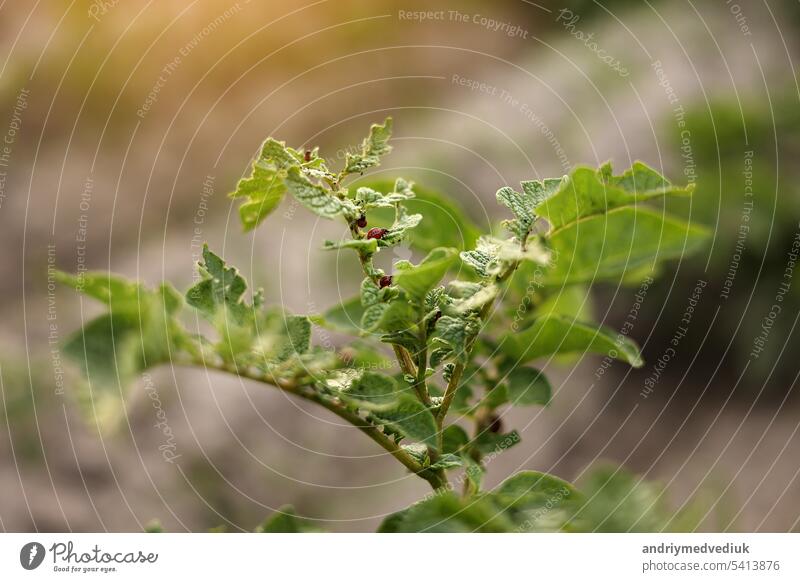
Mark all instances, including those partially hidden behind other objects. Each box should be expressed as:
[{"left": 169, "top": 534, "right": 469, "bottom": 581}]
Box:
[
  {"left": 234, "top": 166, "right": 286, "bottom": 231},
  {"left": 537, "top": 162, "right": 695, "bottom": 232},
  {"left": 434, "top": 314, "right": 481, "bottom": 364},
  {"left": 355, "top": 179, "right": 415, "bottom": 209},
  {"left": 285, "top": 166, "right": 343, "bottom": 218},
  {"left": 186, "top": 244, "right": 250, "bottom": 324},
  {"left": 360, "top": 277, "right": 380, "bottom": 307},
  {"left": 57, "top": 272, "right": 191, "bottom": 429},
  {"left": 460, "top": 236, "right": 503, "bottom": 278},
  {"left": 230, "top": 138, "right": 301, "bottom": 231},
  {"left": 496, "top": 186, "right": 535, "bottom": 240},
  {"left": 519, "top": 177, "right": 564, "bottom": 207},
  {"left": 381, "top": 207, "right": 423, "bottom": 246},
  {"left": 344, "top": 117, "right": 393, "bottom": 174},
  {"left": 498, "top": 315, "right": 643, "bottom": 367},
  {"left": 452, "top": 284, "right": 498, "bottom": 314}
]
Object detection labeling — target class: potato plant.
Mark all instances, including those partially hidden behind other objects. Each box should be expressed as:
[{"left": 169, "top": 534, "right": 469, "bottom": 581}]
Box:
[{"left": 58, "top": 119, "right": 708, "bottom": 532}]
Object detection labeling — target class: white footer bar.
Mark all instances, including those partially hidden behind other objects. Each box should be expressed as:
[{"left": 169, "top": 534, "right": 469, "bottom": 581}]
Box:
[{"left": 1, "top": 533, "right": 797, "bottom": 581}]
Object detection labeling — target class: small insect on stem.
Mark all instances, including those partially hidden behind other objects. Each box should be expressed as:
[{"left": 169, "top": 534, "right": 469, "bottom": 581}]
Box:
[
  {"left": 304, "top": 150, "right": 312, "bottom": 162},
  {"left": 356, "top": 214, "right": 367, "bottom": 229},
  {"left": 366, "top": 227, "right": 387, "bottom": 240},
  {"left": 379, "top": 275, "right": 393, "bottom": 288}
]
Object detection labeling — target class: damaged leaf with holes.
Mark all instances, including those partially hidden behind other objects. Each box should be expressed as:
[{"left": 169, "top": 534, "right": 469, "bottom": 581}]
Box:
[{"left": 57, "top": 118, "right": 710, "bottom": 532}]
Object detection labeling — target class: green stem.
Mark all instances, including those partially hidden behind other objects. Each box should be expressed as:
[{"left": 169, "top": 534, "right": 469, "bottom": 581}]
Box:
[
  {"left": 183, "top": 357, "right": 447, "bottom": 491},
  {"left": 349, "top": 225, "right": 420, "bottom": 395},
  {"left": 393, "top": 345, "right": 418, "bottom": 378},
  {"left": 413, "top": 326, "right": 431, "bottom": 407},
  {"left": 435, "top": 249, "right": 527, "bottom": 435},
  {"left": 436, "top": 300, "right": 493, "bottom": 427}
]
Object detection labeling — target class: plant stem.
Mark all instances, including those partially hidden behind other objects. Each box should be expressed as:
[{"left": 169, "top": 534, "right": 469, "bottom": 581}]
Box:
[
  {"left": 184, "top": 357, "right": 447, "bottom": 491},
  {"left": 393, "top": 345, "right": 418, "bottom": 378},
  {"left": 435, "top": 250, "right": 528, "bottom": 438},
  {"left": 349, "top": 226, "right": 420, "bottom": 394},
  {"left": 436, "top": 300, "right": 493, "bottom": 427},
  {"left": 413, "top": 326, "right": 431, "bottom": 407}
]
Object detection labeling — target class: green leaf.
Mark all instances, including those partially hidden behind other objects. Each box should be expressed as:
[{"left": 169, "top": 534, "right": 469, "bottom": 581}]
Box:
[
  {"left": 537, "top": 162, "right": 694, "bottom": 232},
  {"left": 496, "top": 186, "right": 536, "bottom": 240},
  {"left": 481, "top": 383, "right": 509, "bottom": 410},
  {"left": 429, "top": 453, "right": 463, "bottom": 470},
  {"left": 375, "top": 299, "right": 416, "bottom": 334},
  {"left": 433, "top": 314, "right": 481, "bottom": 364},
  {"left": 460, "top": 236, "right": 503, "bottom": 278},
  {"left": 381, "top": 207, "right": 423, "bottom": 246},
  {"left": 255, "top": 505, "right": 321, "bottom": 533},
  {"left": 492, "top": 471, "right": 579, "bottom": 511},
  {"left": 355, "top": 179, "right": 415, "bottom": 209},
  {"left": 499, "top": 315, "right": 643, "bottom": 367},
  {"left": 144, "top": 520, "right": 163, "bottom": 533},
  {"left": 265, "top": 314, "right": 311, "bottom": 362},
  {"left": 428, "top": 345, "right": 452, "bottom": 368},
  {"left": 535, "top": 284, "right": 594, "bottom": 322},
  {"left": 186, "top": 244, "right": 250, "bottom": 324},
  {"left": 371, "top": 394, "right": 438, "bottom": 446},
  {"left": 460, "top": 236, "right": 548, "bottom": 280},
  {"left": 570, "top": 466, "right": 672, "bottom": 532},
  {"left": 519, "top": 177, "right": 564, "bottom": 207},
  {"left": 56, "top": 271, "right": 142, "bottom": 311},
  {"left": 441, "top": 424, "right": 469, "bottom": 454},
  {"left": 315, "top": 296, "right": 366, "bottom": 335},
  {"left": 344, "top": 118, "right": 393, "bottom": 174},
  {"left": 57, "top": 272, "right": 189, "bottom": 426},
  {"left": 285, "top": 166, "right": 343, "bottom": 218},
  {"left": 184, "top": 247, "right": 310, "bottom": 366},
  {"left": 360, "top": 303, "right": 388, "bottom": 332},
  {"left": 378, "top": 492, "right": 515, "bottom": 533},
  {"left": 380, "top": 471, "right": 580, "bottom": 532},
  {"left": 486, "top": 470, "right": 579, "bottom": 531},
  {"left": 496, "top": 177, "right": 565, "bottom": 239},
  {"left": 360, "top": 278, "right": 380, "bottom": 307},
  {"left": 58, "top": 273, "right": 185, "bottom": 382},
  {"left": 327, "top": 372, "right": 436, "bottom": 445},
  {"left": 394, "top": 247, "right": 458, "bottom": 300},
  {"left": 229, "top": 138, "right": 301, "bottom": 231},
  {"left": 340, "top": 371, "right": 400, "bottom": 409},
  {"left": 452, "top": 284, "right": 498, "bottom": 314},
  {"left": 234, "top": 167, "right": 286, "bottom": 231},
  {"left": 447, "top": 280, "right": 484, "bottom": 299},
  {"left": 505, "top": 367, "right": 551, "bottom": 406},
  {"left": 545, "top": 207, "right": 709, "bottom": 285}
]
